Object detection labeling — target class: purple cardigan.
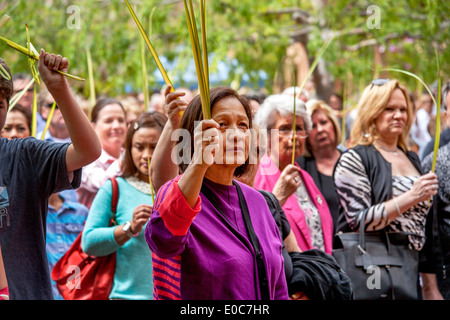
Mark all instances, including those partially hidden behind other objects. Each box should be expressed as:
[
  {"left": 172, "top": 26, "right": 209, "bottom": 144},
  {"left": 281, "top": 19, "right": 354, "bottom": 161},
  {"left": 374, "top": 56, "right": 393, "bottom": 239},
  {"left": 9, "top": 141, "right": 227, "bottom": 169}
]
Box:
[
  {"left": 145, "top": 176, "right": 288, "bottom": 300},
  {"left": 254, "top": 155, "right": 334, "bottom": 254}
]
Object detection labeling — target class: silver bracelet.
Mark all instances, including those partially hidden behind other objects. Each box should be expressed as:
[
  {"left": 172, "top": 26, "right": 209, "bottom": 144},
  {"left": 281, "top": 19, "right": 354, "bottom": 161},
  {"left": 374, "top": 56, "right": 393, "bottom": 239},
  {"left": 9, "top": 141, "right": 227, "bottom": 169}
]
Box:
[{"left": 393, "top": 196, "right": 401, "bottom": 215}]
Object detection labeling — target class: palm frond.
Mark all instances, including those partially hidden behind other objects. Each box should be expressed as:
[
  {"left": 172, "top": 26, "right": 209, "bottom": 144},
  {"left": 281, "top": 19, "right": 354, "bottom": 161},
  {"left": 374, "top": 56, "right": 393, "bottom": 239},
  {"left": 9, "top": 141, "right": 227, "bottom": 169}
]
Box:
[
  {"left": 125, "top": 0, "right": 174, "bottom": 91},
  {"left": 0, "top": 35, "right": 85, "bottom": 81},
  {"left": 184, "top": 0, "right": 210, "bottom": 119},
  {"left": 40, "top": 102, "right": 56, "bottom": 140}
]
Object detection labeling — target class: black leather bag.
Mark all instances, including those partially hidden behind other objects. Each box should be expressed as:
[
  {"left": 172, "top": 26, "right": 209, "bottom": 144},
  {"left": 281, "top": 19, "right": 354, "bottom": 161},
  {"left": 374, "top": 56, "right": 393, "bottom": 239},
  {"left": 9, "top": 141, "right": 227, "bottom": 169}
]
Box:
[{"left": 332, "top": 214, "right": 419, "bottom": 300}]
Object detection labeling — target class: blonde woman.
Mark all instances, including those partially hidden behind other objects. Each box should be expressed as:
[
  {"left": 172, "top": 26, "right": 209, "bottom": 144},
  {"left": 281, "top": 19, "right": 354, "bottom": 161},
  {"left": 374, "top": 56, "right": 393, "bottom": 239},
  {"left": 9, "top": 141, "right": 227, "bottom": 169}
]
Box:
[
  {"left": 333, "top": 79, "right": 438, "bottom": 299},
  {"left": 297, "top": 100, "right": 342, "bottom": 232}
]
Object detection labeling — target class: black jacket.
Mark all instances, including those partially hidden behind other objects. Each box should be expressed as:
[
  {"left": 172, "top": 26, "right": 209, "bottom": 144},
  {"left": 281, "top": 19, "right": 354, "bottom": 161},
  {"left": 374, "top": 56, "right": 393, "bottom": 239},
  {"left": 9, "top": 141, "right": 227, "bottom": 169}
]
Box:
[
  {"left": 288, "top": 249, "right": 353, "bottom": 300},
  {"left": 259, "top": 189, "right": 353, "bottom": 300}
]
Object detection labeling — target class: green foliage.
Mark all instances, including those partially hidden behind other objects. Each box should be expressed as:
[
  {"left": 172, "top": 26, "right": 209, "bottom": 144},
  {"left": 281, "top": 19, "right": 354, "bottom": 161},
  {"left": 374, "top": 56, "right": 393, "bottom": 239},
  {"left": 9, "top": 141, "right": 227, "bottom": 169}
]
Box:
[{"left": 0, "top": 0, "right": 448, "bottom": 99}]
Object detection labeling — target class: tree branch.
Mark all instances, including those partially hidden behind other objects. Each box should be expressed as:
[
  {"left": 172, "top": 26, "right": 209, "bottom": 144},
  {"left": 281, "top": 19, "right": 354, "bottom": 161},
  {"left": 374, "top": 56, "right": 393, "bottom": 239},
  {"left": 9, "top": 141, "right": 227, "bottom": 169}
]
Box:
[{"left": 345, "top": 33, "right": 424, "bottom": 51}]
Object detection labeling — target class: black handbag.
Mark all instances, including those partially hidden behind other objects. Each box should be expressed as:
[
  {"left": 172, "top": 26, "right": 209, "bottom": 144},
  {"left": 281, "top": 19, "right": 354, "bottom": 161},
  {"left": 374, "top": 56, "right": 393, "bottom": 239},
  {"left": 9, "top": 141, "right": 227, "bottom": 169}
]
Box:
[{"left": 332, "top": 211, "right": 420, "bottom": 300}]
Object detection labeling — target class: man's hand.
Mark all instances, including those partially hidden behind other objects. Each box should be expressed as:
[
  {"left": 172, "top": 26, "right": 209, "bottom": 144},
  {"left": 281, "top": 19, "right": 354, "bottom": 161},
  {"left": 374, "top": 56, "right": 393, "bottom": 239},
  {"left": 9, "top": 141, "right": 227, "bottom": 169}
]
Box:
[{"left": 38, "top": 49, "right": 68, "bottom": 91}]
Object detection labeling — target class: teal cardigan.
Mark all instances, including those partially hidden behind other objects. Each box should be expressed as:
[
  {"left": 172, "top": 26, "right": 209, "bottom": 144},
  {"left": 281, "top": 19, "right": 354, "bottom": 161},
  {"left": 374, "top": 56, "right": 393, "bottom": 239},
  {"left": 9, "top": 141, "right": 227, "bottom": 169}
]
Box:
[{"left": 82, "top": 177, "right": 154, "bottom": 300}]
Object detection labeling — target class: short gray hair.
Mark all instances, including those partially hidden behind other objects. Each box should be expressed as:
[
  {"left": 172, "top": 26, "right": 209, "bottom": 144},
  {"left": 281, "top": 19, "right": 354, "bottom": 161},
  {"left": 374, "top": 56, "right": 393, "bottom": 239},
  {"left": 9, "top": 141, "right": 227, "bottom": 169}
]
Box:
[{"left": 254, "top": 94, "right": 311, "bottom": 131}]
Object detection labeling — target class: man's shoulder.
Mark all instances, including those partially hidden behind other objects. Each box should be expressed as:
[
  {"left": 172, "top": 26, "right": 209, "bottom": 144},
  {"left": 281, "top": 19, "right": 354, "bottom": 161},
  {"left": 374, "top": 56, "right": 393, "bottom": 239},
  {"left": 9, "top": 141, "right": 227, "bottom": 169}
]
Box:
[
  {"left": 422, "top": 128, "right": 450, "bottom": 160},
  {"left": 0, "top": 137, "right": 27, "bottom": 162}
]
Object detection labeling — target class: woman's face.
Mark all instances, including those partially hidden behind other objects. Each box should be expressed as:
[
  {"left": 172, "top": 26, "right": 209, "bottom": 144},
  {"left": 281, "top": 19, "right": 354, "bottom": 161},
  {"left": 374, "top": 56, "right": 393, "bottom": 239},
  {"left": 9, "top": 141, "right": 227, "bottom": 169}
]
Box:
[
  {"left": 92, "top": 103, "right": 127, "bottom": 156},
  {"left": 1, "top": 110, "right": 30, "bottom": 139},
  {"left": 375, "top": 88, "right": 408, "bottom": 139},
  {"left": 211, "top": 96, "right": 250, "bottom": 167},
  {"left": 271, "top": 113, "right": 306, "bottom": 166},
  {"left": 131, "top": 127, "right": 161, "bottom": 181},
  {"left": 308, "top": 109, "right": 336, "bottom": 151}
]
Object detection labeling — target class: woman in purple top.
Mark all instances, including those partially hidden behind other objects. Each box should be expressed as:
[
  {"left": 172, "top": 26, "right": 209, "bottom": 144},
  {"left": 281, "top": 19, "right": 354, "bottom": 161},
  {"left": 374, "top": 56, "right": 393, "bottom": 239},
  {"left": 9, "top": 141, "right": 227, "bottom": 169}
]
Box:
[{"left": 145, "top": 87, "right": 288, "bottom": 300}]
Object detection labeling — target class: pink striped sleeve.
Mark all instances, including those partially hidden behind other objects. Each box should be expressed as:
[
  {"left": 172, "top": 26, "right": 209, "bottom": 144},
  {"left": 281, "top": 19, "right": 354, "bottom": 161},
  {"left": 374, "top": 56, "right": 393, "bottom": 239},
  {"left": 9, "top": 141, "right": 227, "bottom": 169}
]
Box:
[{"left": 151, "top": 253, "right": 181, "bottom": 300}]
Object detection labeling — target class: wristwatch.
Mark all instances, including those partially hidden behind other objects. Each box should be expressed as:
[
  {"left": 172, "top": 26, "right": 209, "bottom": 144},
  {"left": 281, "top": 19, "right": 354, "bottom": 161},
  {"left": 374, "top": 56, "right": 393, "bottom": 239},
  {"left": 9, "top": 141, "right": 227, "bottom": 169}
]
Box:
[{"left": 122, "top": 221, "right": 138, "bottom": 238}]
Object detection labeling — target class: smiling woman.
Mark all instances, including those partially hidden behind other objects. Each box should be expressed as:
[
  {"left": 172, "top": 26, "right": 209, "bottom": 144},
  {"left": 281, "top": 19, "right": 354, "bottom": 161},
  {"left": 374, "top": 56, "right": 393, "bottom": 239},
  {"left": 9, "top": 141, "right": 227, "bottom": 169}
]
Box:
[{"left": 76, "top": 97, "right": 127, "bottom": 209}]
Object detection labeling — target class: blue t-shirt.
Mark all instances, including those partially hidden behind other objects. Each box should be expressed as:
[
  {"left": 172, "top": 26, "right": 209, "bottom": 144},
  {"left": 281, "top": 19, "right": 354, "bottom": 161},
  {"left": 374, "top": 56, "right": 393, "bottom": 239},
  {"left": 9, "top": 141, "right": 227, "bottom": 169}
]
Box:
[{"left": 0, "top": 137, "right": 81, "bottom": 300}]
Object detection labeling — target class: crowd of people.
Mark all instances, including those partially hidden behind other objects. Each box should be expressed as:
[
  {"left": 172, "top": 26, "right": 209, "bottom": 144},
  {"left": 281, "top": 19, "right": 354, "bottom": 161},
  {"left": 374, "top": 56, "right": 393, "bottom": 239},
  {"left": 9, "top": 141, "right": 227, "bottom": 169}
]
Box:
[{"left": 0, "top": 50, "right": 449, "bottom": 301}]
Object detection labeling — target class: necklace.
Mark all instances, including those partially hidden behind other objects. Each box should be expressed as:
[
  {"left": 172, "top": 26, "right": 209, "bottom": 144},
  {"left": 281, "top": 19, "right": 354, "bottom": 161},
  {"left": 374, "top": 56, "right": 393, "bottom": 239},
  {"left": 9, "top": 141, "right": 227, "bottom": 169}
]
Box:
[
  {"left": 376, "top": 144, "right": 399, "bottom": 156},
  {"left": 125, "top": 176, "right": 152, "bottom": 194}
]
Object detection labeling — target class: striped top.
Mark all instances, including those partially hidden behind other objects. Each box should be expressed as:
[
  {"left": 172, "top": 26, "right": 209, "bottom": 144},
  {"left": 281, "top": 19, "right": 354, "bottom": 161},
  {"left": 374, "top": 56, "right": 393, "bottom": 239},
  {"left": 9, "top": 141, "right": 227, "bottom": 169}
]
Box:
[
  {"left": 151, "top": 253, "right": 181, "bottom": 300},
  {"left": 334, "top": 149, "right": 430, "bottom": 250}
]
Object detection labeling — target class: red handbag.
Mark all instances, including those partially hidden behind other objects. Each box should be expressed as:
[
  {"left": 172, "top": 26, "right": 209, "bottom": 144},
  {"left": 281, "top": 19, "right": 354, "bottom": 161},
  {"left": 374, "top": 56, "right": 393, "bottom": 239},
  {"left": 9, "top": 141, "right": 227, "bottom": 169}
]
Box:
[{"left": 51, "top": 178, "right": 119, "bottom": 300}]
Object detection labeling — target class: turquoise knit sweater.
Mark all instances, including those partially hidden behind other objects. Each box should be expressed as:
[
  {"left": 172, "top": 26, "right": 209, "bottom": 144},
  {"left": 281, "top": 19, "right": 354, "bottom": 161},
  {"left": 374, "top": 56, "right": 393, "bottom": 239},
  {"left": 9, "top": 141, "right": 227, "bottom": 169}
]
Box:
[{"left": 82, "top": 177, "right": 154, "bottom": 300}]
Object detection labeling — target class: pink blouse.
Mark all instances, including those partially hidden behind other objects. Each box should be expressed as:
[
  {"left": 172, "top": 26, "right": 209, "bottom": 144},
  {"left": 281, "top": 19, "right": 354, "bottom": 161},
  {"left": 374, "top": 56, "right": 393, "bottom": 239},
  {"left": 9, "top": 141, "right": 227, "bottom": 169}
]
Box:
[{"left": 254, "top": 155, "right": 334, "bottom": 254}]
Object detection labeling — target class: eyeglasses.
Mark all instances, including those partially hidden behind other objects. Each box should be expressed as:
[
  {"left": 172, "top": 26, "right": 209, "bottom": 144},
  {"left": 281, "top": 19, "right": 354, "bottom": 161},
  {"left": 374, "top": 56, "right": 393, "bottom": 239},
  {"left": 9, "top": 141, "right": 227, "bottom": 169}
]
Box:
[
  {"left": 277, "top": 125, "right": 308, "bottom": 138},
  {"left": 370, "top": 78, "right": 390, "bottom": 89}
]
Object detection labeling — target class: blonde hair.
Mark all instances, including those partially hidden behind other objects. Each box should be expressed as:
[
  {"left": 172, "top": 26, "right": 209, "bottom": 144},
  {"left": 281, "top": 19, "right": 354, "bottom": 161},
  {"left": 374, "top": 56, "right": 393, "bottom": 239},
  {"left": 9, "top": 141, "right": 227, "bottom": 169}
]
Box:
[
  {"left": 304, "top": 100, "right": 341, "bottom": 156},
  {"left": 349, "top": 79, "right": 412, "bottom": 151}
]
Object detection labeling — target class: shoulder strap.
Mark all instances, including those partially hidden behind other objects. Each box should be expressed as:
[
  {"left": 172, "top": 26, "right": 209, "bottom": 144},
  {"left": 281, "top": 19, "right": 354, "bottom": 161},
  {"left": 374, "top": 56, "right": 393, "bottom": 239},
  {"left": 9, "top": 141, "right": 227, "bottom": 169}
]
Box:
[
  {"left": 233, "top": 182, "right": 270, "bottom": 300},
  {"left": 109, "top": 177, "right": 119, "bottom": 226},
  {"left": 201, "top": 182, "right": 270, "bottom": 300}
]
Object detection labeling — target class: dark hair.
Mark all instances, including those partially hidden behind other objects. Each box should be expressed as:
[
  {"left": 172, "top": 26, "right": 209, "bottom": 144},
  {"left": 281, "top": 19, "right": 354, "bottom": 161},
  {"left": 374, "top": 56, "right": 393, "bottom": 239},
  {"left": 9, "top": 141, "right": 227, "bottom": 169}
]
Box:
[
  {"left": 121, "top": 111, "right": 168, "bottom": 178},
  {"left": 8, "top": 104, "right": 32, "bottom": 131},
  {"left": 90, "top": 97, "right": 126, "bottom": 123},
  {"left": 177, "top": 86, "right": 253, "bottom": 177},
  {"left": 0, "top": 58, "right": 13, "bottom": 103},
  {"left": 12, "top": 73, "right": 31, "bottom": 82},
  {"left": 242, "top": 92, "right": 266, "bottom": 104},
  {"left": 331, "top": 92, "right": 343, "bottom": 101}
]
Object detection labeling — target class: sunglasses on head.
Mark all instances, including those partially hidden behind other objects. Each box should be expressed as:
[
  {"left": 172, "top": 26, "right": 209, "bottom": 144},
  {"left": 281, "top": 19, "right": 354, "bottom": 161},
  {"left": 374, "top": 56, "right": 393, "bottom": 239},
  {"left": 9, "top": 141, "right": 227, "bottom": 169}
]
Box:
[{"left": 370, "top": 78, "right": 390, "bottom": 89}]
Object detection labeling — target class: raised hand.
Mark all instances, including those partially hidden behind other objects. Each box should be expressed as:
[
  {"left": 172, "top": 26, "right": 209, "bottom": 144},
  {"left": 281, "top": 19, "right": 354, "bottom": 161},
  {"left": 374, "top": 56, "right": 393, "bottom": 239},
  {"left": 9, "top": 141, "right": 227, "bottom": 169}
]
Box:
[
  {"left": 164, "top": 85, "right": 188, "bottom": 129},
  {"left": 192, "top": 119, "right": 220, "bottom": 168},
  {"left": 38, "top": 49, "right": 68, "bottom": 90}
]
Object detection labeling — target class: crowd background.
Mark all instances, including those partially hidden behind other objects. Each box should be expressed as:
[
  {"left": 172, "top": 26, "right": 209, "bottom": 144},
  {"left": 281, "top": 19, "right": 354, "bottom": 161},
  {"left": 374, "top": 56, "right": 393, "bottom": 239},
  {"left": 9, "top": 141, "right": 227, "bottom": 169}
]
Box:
[{"left": 0, "top": 0, "right": 449, "bottom": 301}]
